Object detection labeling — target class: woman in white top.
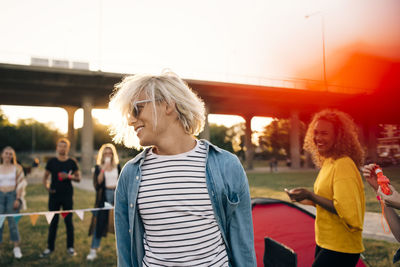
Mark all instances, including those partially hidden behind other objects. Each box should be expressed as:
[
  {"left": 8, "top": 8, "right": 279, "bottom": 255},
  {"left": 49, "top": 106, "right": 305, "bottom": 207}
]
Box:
[
  {"left": 87, "top": 143, "right": 121, "bottom": 261},
  {"left": 0, "top": 146, "right": 27, "bottom": 259}
]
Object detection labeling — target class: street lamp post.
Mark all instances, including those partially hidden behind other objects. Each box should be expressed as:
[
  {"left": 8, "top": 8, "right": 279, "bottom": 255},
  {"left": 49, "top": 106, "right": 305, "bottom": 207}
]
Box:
[{"left": 305, "top": 12, "right": 328, "bottom": 91}]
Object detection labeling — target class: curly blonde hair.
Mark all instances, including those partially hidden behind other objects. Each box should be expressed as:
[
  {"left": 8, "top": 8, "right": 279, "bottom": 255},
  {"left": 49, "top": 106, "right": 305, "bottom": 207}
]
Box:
[{"left": 303, "top": 109, "right": 365, "bottom": 168}]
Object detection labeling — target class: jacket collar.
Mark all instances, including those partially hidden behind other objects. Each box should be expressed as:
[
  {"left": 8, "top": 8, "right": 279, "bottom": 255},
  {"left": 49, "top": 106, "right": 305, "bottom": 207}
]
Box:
[{"left": 129, "top": 139, "right": 222, "bottom": 165}]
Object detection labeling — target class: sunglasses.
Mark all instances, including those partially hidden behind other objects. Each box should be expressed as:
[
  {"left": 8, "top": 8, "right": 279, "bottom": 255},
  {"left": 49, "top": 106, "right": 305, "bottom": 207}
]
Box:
[{"left": 132, "top": 99, "right": 153, "bottom": 118}]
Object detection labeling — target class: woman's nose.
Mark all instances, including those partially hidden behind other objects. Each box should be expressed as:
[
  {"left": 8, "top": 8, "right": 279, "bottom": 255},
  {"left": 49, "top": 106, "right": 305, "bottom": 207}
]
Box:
[{"left": 127, "top": 115, "right": 137, "bottom": 126}]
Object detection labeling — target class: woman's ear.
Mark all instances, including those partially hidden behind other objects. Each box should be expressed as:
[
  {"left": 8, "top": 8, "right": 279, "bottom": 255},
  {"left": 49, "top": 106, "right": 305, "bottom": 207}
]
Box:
[{"left": 165, "top": 101, "right": 176, "bottom": 115}]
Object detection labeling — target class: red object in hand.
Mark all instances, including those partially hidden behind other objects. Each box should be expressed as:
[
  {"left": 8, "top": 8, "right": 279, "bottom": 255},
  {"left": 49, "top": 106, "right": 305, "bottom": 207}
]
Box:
[
  {"left": 58, "top": 172, "right": 63, "bottom": 181},
  {"left": 374, "top": 165, "right": 391, "bottom": 195}
]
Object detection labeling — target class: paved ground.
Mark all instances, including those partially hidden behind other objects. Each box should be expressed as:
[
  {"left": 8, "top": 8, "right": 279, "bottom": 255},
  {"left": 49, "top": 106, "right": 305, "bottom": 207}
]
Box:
[{"left": 26, "top": 167, "right": 397, "bottom": 243}]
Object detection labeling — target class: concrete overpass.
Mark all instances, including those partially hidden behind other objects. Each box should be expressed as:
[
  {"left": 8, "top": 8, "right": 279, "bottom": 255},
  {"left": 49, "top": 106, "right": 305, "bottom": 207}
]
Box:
[{"left": 1, "top": 63, "right": 397, "bottom": 173}]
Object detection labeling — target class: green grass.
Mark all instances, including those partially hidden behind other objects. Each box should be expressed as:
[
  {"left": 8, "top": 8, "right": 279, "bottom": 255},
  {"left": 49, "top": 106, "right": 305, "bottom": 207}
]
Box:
[
  {"left": 0, "top": 184, "right": 116, "bottom": 267},
  {"left": 364, "top": 239, "right": 400, "bottom": 267}
]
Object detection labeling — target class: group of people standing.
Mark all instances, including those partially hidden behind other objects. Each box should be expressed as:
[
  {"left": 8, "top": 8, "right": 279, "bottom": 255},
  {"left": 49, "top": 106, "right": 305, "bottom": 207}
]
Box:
[
  {"left": 38, "top": 138, "right": 121, "bottom": 261},
  {"left": 0, "top": 139, "right": 120, "bottom": 261},
  {"left": 0, "top": 71, "right": 398, "bottom": 267}
]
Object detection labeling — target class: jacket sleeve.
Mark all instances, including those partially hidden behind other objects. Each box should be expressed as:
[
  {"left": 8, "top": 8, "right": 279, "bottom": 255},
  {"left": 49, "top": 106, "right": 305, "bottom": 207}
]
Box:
[
  {"left": 115, "top": 168, "right": 132, "bottom": 267},
  {"left": 93, "top": 165, "right": 102, "bottom": 191},
  {"left": 227, "top": 157, "right": 257, "bottom": 267}
]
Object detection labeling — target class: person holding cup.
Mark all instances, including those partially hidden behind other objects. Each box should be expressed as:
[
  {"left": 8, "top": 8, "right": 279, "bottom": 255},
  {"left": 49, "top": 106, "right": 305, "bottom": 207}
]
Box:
[
  {"left": 86, "top": 143, "right": 121, "bottom": 261},
  {"left": 40, "top": 138, "right": 80, "bottom": 258}
]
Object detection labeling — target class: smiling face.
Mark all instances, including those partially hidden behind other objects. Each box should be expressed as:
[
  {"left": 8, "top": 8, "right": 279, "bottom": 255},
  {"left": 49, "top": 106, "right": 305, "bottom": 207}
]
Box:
[
  {"left": 313, "top": 119, "right": 336, "bottom": 157},
  {"left": 127, "top": 93, "right": 169, "bottom": 147},
  {"left": 1, "top": 148, "right": 15, "bottom": 164}
]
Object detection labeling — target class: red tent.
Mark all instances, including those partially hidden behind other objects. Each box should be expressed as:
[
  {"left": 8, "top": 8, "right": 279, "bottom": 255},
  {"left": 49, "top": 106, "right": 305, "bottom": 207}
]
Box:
[{"left": 252, "top": 198, "right": 367, "bottom": 267}]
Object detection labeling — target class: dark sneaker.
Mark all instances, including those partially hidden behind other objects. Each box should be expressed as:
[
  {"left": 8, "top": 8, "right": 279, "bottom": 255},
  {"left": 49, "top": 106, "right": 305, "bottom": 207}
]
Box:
[
  {"left": 39, "top": 248, "right": 52, "bottom": 258},
  {"left": 67, "top": 247, "right": 77, "bottom": 256}
]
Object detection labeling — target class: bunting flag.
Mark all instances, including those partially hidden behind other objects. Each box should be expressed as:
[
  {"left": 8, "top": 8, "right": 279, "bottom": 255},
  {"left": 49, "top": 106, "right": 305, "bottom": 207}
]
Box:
[
  {"left": 0, "top": 206, "right": 113, "bottom": 226},
  {"left": 0, "top": 215, "right": 5, "bottom": 228},
  {"left": 14, "top": 215, "right": 22, "bottom": 224},
  {"left": 75, "top": 210, "right": 84, "bottom": 220},
  {"left": 45, "top": 212, "right": 55, "bottom": 224},
  {"left": 30, "top": 214, "right": 39, "bottom": 226}
]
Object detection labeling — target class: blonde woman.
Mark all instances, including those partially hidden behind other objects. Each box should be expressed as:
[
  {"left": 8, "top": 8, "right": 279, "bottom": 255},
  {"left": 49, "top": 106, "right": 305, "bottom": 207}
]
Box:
[
  {"left": 287, "top": 109, "right": 365, "bottom": 267},
  {"left": 109, "top": 73, "right": 256, "bottom": 267},
  {"left": 0, "top": 146, "right": 27, "bottom": 259},
  {"left": 87, "top": 143, "right": 121, "bottom": 261}
]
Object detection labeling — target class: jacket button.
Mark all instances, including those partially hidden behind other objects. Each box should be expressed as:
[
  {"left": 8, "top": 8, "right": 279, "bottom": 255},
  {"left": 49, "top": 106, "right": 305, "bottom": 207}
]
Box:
[
  {"left": 129, "top": 229, "right": 131, "bottom": 233},
  {"left": 136, "top": 176, "right": 139, "bottom": 180},
  {"left": 130, "top": 203, "right": 133, "bottom": 208}
]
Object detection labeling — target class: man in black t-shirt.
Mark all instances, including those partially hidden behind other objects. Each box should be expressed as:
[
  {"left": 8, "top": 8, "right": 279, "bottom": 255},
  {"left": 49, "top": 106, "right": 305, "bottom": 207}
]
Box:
[{"left": 40, "top": 138, "right": 81, "bottom": 258}]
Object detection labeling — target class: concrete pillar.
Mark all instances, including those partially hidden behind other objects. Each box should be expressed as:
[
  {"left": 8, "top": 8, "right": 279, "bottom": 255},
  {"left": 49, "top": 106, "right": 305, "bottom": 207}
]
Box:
[
  {"left": 199, "top": 104, "right": 210, "bottom": 140},
  {"left": 290, "top": 110, "right": 301, "bottom": 169},
  {"left": 244, "top": 115, "right": 254, "bottom": 170},
  {"left": 63, "top": 106, "right": 78, "bottom": 156},
  {"left": 81, "top": 97, "right": 94, "bottom": 175},
  {"left": 367, "top": 122, "right": 378, "bottom": 163}
]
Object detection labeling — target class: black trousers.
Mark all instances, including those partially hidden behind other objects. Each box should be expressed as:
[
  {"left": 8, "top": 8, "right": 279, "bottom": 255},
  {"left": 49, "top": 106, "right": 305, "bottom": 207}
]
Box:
[
  {"left": 312, "top": 245, "right": 360, "bottom": 267},
  {"left": 47, "top": 194, "right": 74, "bottom": 251}
]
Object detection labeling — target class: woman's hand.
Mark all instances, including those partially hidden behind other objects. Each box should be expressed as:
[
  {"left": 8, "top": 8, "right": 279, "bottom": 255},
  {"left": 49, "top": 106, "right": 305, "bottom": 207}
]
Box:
[
  {"left": 378, "top": 185, "right": 400, "bottom": 210},
  {"left": 362, "top": 164, "right": 378, "bottom": 191},
  {"left": 13, "top": 199, "right": 20, "bottom": 210},
  {"left": 286, "top": 188, "right": 312, "bottom": 202}
]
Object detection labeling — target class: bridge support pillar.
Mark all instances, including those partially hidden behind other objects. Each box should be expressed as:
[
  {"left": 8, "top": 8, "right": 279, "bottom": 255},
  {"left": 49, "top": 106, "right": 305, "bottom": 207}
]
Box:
[
  {"left": 290, "top": 110, "right": 301, "bottom": 169},
  {"left": 244, "top": 115, "right": 254, "bottom": 170},
  {"left": 81, "top": 97, "right": 94, "bottom": 176},
  {"left": 63, "top": 106, "right": 78, "bottom": 156}
]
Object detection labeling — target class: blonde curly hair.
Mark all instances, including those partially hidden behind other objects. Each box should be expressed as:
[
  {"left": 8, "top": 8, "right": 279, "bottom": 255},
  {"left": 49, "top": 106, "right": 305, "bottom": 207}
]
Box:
[{"left": 303, "top": 109, "right": 365, "bottom": 168}]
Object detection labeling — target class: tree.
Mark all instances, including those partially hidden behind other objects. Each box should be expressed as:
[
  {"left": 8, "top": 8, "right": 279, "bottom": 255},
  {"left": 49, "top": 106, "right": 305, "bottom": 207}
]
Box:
[
  {"left": 258, "top": 119, "right": 306, "bottom": 159},
  {"left": 0, "top": 109, "right": 61, "bottom": 152},
  {"left": 209, "top": 124, "right": 234, "bottom": 153},
  {"left": 225, "top": 122, "right": 246, "bottom": 159}
]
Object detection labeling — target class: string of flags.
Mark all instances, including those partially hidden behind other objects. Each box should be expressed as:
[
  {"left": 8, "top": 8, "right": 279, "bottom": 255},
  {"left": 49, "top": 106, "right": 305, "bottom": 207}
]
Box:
[{"left": 0, "top": 202, "right": 113, "bottom": 228}]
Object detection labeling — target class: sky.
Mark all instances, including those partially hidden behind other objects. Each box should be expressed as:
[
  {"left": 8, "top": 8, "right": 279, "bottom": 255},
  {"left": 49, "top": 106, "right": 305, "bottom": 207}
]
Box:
[{"left": 0, "top": 0, "right": 399, "bottom": 132}]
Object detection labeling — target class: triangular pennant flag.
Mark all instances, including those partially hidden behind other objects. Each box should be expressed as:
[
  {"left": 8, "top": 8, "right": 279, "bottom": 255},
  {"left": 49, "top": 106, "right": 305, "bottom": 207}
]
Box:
[
  {"left": 30, "top": 214, "right": 39, "bottom": 226},
  {"left": 14, "top": 215, "right": 22, "bottom": 224},
  {"left": 61, "top": 212, "right": 70, "bottom": 219},
  {"left": 75, "top": 210, "right": 84, "bottom": 220},
  {"left": 104, "top": 202, "right": 112, "bottom": 208},
  {"left": 45, "top": 212, "right": 55, "bottom": 224},
  {"left": 0, "top": 216, "right": 5, "bottom": 228}
]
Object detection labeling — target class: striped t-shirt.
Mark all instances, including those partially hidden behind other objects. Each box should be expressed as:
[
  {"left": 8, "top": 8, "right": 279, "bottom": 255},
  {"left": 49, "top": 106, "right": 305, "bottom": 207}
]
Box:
[{"left": 138, "top": 140, "right": 229, "bottom": 267}]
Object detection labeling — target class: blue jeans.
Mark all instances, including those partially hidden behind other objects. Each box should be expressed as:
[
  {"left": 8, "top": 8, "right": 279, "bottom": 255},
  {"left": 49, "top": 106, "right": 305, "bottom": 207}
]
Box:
[
  {"left": 0, "top": 190, "right": 20, "bottom": 242},
  {"left": 91, "top": 188, "right": 115, "bottom": 249}
]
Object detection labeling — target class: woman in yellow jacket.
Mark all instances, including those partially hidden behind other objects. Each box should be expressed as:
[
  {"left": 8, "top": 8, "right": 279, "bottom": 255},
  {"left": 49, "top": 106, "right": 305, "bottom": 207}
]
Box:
[{"left": 287, "top": 109, "right": 365, "bottom": 267}]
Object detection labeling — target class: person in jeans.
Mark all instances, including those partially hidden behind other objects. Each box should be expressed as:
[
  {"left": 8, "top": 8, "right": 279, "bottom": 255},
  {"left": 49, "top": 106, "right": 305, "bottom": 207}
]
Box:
[
  {"left": 109, "top": 72, "right": 256, "bottom": 266},
  {"left": 86, "top": 143, "right": 121, "bottom": 261},
  {"left": 40, "top": 138, "right": 80, "bottom": 257},
  {"left": 0, "top": 146, "right": 27, "bottom": 259}
]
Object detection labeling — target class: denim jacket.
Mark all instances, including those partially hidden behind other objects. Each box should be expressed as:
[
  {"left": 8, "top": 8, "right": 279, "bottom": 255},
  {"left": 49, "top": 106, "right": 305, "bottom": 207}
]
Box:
[{"left": 114, "top": 140, "right": 256, "bottom": 267}]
